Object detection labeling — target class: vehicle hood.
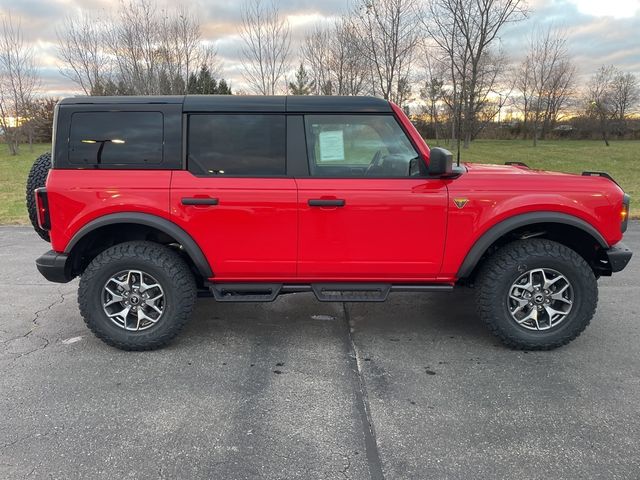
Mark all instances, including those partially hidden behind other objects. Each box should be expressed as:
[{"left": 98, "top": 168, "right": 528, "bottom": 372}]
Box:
[
  {"left": 463, "top": 162, "right": 574, "bottom": 177},
  {"left": 457, "top": 162, "right": 625, "bottom": 197}
]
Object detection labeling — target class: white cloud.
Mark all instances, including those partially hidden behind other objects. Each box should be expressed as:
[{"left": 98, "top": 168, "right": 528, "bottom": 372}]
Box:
[
  {"left": 1, "top": 0, "right": 639, "bottom": 96},
  {"left": 566, "top": 0, "right": 640, "bottom": 19}
]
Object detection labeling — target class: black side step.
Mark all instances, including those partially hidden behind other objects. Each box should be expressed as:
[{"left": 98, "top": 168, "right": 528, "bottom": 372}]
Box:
[
  {"left": 312, "top": 283, "right": 391, "bottom": 302},
  {"left": 206, "top": 283, "right": 454, "bottom": 302},
  {"left": 210, "top": 283, "right": 282, "bottom": 302}
]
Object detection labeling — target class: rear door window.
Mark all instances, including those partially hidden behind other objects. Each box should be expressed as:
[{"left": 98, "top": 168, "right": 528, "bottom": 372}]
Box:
[
  {"left": 68, "top": 111, "right": 164, "bottom": 166},
  {"left": 187, "top": 114, "right": 286, "bottom": 176}
]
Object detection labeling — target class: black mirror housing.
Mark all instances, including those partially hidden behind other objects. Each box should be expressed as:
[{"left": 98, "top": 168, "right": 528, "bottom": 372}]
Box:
[{"left": 427, "top": 147, "right": 453, "bottom": 176}]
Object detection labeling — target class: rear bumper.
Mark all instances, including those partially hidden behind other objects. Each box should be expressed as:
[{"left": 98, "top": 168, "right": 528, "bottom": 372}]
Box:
[
  {"left": 36, "top": 250, "right": 74, "bottom": 283},
  {"left": 605, "top": 242, "right": 632, "bottom": 273}
]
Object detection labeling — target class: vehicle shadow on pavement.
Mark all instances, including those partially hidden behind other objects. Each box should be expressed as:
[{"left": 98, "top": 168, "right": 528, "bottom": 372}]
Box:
[{"left": 182, "top": 288, "right": 486, "bottom": 348}]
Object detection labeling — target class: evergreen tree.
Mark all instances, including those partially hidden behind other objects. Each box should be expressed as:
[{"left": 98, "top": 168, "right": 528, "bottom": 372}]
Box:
[
  {"left": 198, "top": 65, "right": 217, "bottom": 93},
  {"left": 289, "top": 63, "right": 315, "bottom": 95},
  {"left": 186, "top": 65, "right": 232, "bottom": 95},
  {"left": 217, "top": 79, "right": 232, "bottom": 95},
  {"left": 187, "top": 72, "right": 199, "bottom": 94}
]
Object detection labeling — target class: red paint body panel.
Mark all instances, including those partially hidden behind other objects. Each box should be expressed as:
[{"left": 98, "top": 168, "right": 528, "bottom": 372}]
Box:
[
  {"left": 46, "top": 169, "right": 172, "bottom": 252},
  {"left": 44, "top": 103, "right": 628, "bottom": 285},
  {"left": 439, "top": 163, "right": 625, "bottom": 280},
  {"left": 296, "top": 178, "right": 448, "bottom": 279},
  {"left": 170, "top": 171, "right": 297, "bottom": 279}
]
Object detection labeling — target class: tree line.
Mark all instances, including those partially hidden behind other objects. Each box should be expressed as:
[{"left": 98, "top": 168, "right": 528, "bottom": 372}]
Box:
[
  {"left": 1, "top": 0, "right": 639, "bottom": 155},
  {"left": 236, "top": 0, "right": 638, "bottom": 149}
]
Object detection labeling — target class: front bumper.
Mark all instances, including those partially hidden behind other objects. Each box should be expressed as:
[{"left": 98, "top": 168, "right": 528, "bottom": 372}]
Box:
[
  {"left": 605, "top": 242, "right": 632, "bottom": 273},
  {"left": 36, "top": 250, "right": 74, "bottom": 283}
]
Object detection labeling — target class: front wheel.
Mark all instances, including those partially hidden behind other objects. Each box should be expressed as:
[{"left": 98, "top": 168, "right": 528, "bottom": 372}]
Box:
[
  {"left": 476, "top": 239, "right": 598, "bottom": 350},
  {"left": 78, "top": 241, "right": 197, "bottom": 351}
]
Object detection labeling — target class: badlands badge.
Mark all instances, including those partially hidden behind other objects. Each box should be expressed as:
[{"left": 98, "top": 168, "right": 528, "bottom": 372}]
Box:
[{"left": 453, "top": 198, "right": 469, "bottom": 209}]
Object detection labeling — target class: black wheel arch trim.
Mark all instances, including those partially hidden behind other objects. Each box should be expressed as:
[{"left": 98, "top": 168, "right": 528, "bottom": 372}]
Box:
[
  {"left": 456, "top": 212, "right": 609, "bottom": 279},
  {"left": 64, "top": 212, "right": 213, "bottom": 278}
]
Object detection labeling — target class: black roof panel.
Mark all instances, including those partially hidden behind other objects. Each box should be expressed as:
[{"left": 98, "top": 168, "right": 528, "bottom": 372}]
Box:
[
  {"left": 59, "top": 95, "right": 184, "bottom": 105},
  {"left": 58, "top": 95, "right": 392, "bottom": 113},
  {"left": 184, "top": 95, "right": 285, "bottom": 112},
  {"left": 286, "top": 95, "right": 391, "bottom": 113}
]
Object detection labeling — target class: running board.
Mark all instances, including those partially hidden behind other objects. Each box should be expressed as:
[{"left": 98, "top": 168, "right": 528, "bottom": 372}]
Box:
[
  {"left": 210, "top": 283, "right": 282, "bottom": 302},
  {"left": 312, "top": 283, "right": 391, "bottom": 302},
  {"left": 207, "top": 283, "right": 453, "bottom": 303}
]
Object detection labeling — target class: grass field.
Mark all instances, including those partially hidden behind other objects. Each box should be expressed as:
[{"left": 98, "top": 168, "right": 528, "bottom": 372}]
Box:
[
  {"left": 0, "top": 139, "right": 639, "bottom": 224},
  {"left": 0, "top": 143, "right": 50, "bottom": 224}
]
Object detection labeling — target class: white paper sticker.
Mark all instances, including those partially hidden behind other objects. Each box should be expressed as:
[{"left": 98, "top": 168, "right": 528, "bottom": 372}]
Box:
[{"left": 318, "top": 130, "right": 345, "bottom": 162}]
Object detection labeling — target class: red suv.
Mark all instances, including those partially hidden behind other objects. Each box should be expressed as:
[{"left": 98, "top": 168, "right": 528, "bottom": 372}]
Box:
[{"left": 27, "top": 95, "right": 632, "bottom": 351}]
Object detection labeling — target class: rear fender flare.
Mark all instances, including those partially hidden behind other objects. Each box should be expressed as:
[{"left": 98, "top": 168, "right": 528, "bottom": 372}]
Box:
[{"left": 65, "top": 212, "right": 213, "bottom": 278}]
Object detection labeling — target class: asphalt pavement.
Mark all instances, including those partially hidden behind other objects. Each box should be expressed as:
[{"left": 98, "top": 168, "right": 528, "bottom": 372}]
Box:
[{"left": 1, "top": 224, "right": 639, "bottom": 479}]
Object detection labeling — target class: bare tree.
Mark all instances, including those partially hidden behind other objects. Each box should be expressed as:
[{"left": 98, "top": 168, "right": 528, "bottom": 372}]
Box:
[
  {"left": 419, "top": 54, "right": 446, "bottom": 141},
  {"left": 585, "top": 65, "right": 617, "bottom": 146},
  {"left": 302, "top": 18, "right": 369, "bottom": 96},
  {"left": 57, "top": 1, "right": 217, "bottom": 96},
  {"left": 57, "top": 13, "right": 108, "bottom": 95},
  {"left": 585, "top": 66, "right": 640, "bottom": 144},
  {"left": 611, "top": 71, "right": 639, "bottom": 122},
  {"left": 301, "top": 25, "right": 332, "bottom": 94},
  {"left": 0, "top": 14, "right": 40, "bottom": 155},
  {"left": 106, "top": 0, "right": 167, "bottom": 95},
  {"left": 516, "top": 26, "right": 575, "bottom": 146},
  {"left": 349, "top": 0, "right": 421, "bottom": 103},
  {"left": 239, "top": 0, "right": 291, "bottom": 95},
  {"left": 426, "top": 0, "right": 527, "bottom": 151}
]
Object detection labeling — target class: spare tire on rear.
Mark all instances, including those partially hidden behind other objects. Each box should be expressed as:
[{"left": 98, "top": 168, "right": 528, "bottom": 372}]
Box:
[{"left": 26, "top": 152, "right": 52, "bottom": 242}]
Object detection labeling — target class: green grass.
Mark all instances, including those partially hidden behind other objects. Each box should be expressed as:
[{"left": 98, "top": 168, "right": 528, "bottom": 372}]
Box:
[
  {"left": 0, "top": 140, "right": 639, "bottom": 223},
  {"left": 429, "top": 139, "right": 640, "bottom": 216},
  {"left": 0, "top": 143, "right": 50, "bottom": 224}
]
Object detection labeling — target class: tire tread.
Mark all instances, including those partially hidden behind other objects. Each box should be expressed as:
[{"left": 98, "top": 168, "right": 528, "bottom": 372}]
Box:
[
  {"left": 78, "top": 241, "right": 196, "bottom": 351},
  {"left": 476, "top": 239, "right": 598, "bottom": 350}
]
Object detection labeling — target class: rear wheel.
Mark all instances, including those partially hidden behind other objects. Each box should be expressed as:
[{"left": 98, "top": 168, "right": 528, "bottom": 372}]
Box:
[
  {"left": 78, "top": 241, "right": 197, "bottom": 351},
  {"left": 25, "top": 152, "right": 52, "bottom": 242},
  {"left": 476, "top": 239, "right": 598, "bottom": 350}
]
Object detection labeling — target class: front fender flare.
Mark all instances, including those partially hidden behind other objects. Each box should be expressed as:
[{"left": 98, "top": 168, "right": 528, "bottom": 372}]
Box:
[
  {"left": 456, "top": 211, "right": 608, "bottom": 279},
  {"left": 65, "top": 212, "right": 213, "bottom": 278}
]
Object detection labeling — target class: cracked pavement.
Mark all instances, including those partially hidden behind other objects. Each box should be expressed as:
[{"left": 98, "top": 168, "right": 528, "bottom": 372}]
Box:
[{"left": 1, "top": 225, "right": 639, "bottom": 479}]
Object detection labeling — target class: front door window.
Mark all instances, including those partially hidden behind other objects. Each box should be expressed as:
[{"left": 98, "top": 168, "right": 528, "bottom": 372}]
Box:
[{"left": 304, "top": 115, "right": 422, "bottom": 178}]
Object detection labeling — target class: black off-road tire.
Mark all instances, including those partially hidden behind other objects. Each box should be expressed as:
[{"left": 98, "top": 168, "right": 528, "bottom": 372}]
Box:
[
  {"left": 25, "top": 152, "right": 52, "bottom": 242},
  {"left": 78, "top": 241, "right": 197, "bottom": 351},
  {"left": 476, "top": 239, "right": 598, "bottom": 350}
]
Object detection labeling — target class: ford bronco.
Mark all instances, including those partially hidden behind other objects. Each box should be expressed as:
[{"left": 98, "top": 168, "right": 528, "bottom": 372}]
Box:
[{"left": 27, "top": 95, "right": 632, "bottom": 351}]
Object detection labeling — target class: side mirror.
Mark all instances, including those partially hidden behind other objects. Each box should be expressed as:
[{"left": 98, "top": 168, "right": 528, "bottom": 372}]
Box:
[{"left": 427, "top": 147, "right": 453, "bottom": 176}]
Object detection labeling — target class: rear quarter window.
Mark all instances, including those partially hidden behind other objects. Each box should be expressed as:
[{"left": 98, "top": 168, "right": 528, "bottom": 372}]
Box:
[{"left": 68, "top": 111, "right": 164, "bottom": 167}]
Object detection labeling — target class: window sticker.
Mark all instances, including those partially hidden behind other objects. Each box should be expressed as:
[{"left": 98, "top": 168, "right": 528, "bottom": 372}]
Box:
[{"left": 318, "top": 130, "right": 345, "bottom": 162}]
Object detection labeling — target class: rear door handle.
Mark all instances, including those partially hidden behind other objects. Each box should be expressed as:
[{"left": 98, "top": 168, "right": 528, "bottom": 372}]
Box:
[
  {"left": 308, "top": 199, "right": 346, "bottom": 207},
  {"left": 181, "top": 197, "right": 219, "bottom": 206}
]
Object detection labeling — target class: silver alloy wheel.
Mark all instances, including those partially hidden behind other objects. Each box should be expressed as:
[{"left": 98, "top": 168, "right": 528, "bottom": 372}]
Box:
[
  {"left": 507, "top": 268, "right": 574, "bottom": 331},
  {"left": 102, "top": 270, "right": 165, "bottom": 331}
]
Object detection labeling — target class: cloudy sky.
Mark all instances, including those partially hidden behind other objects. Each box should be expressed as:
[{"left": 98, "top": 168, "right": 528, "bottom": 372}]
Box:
[{"left": 0, "top": 0, "right": 638, "bottom": 96}]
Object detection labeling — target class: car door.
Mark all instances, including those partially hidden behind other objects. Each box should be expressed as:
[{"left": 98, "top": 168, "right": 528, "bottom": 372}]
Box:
[
  {"left": 170, "top": 113, "right": 297, "bottom": 280},
  {"left": 296, "top": 114, "right": 448, "bottom": 281}
]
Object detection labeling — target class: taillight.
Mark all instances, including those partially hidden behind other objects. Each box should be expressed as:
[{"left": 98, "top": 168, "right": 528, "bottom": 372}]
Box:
[
  {"left": 621, "top": 194, "right": 630, "bottom": 233},
  {"left": 34, "top": 187, "right": 50, "bottom": 230}
]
